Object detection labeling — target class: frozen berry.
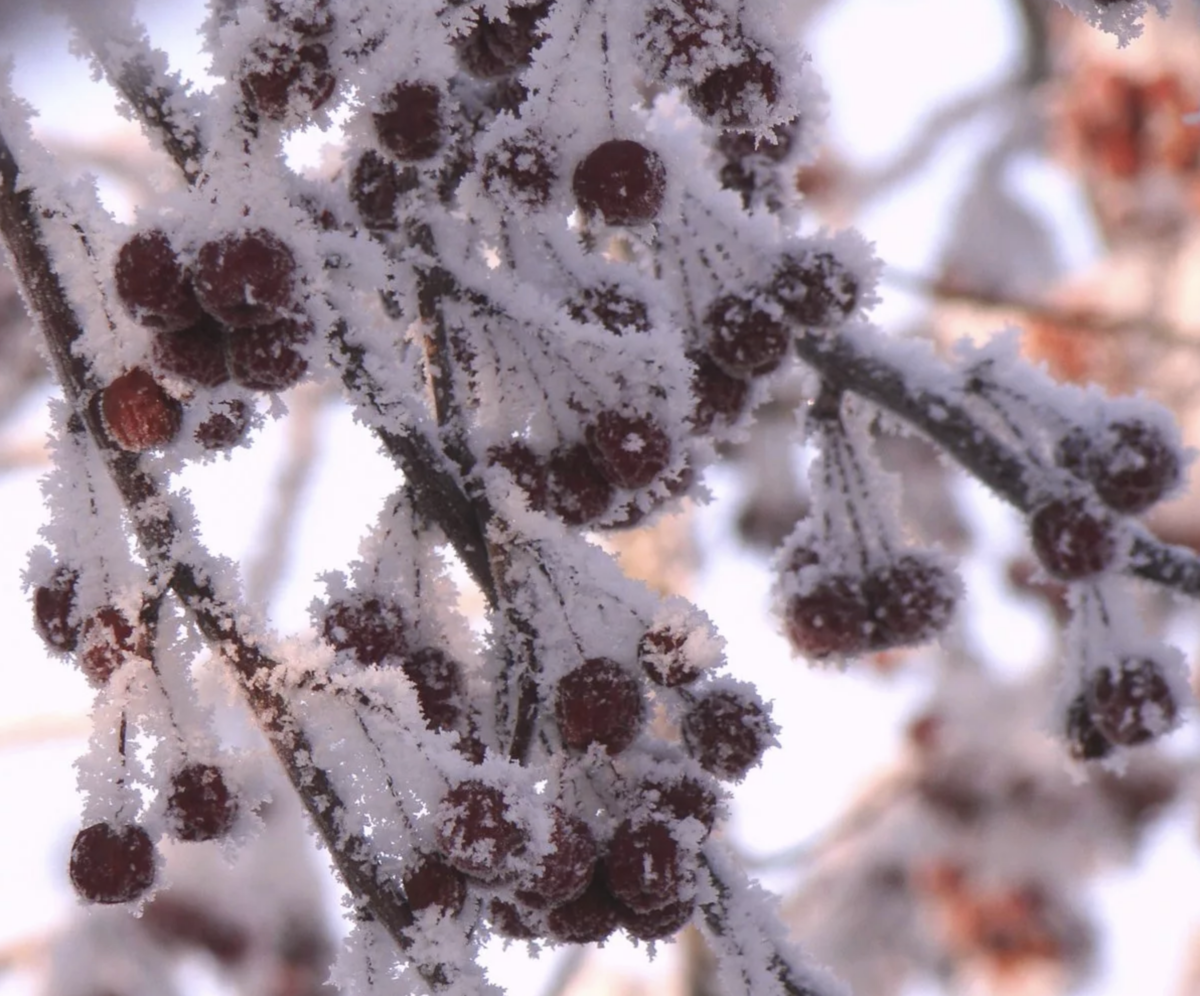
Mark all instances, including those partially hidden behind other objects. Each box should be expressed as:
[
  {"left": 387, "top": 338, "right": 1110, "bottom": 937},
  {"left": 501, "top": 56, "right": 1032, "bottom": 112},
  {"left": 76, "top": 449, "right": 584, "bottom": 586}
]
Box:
[
  {"left": 1093, "top": 420, "right": 1180, "bottom": 514},
  {"left": 166, "top": 763, "right": 238, "bottom": 842},
  {"left": 1065, "top": 694, "right": 1113, "bottom": 761},
  {"left": 374, "top": 82, "right": 444, "bottom": 161},
  {"left": 689, "top": 350, "right": 750, "bottom": 431},
  {"left": 716, "top": 120, "right": 797, "bottom": 165},
  {"left": 573, "top": 140, "right": 667, "bottom": 226},
  {"left": 194, "top": 230, "right": 296, "bottom": 327},
  {"left": 435, "top": 781, "right": 528, "bottom": 880},
  {"left": 403, "top": 854, "right": 467, "bottom": 915},
  {"left": 706, "top": 293, "right": 789, "bottom": 377},
  {"left": 115, "top": 230, "right": 202, "bottom": 332},
  {"left": 69, "top": 822, "right": 156, "bottom": 904},
  {"left": 638, "top": 626, "right": 701, "bottom": 687},
  {"left": 516, "top": 810, "right": 597, "bottom": 908},
  {"left": 152, "top": 315, "right": 230, "bottom": 388},
  {"left": 566, "top": 284, "right": 651, "bottom": 335},
  {"left": 34, "top": 566, "right": 80, "bottom": 654},
  {"left": 322, "top": 595, "right": 408, "bottom": 665},
  {"left": 681, "top": 689, "right": 773, "bottom": 781},
  {"left": 267, "top": 0, "right": 332, "bottom": 35},
  {"left": 545, "top": 443, "right": 614, "bottom": 525},
  {"left": 101, "top": 368, "right": 182, "bottom": 452},
  {"left": 226, "top": 317, "right": 310, "bottom": 392},
  {"left": 690, "top": 46, "right": 779, "bottom": 127},
  {"left": 618, "top": 897, "right": 695, "bottom": 941},
  {"left": 863, "top": 554, "right": 958, "bottom": 650},
  {"left": 454, "top": 1, "right": 552, "bottom": 79},
  {"left": 546, "top": 873, "right": 620, "bottom": 944},
  {"left": 195, "top": 400, "right": 252, "bottom": 450},
  {"left": 350, "top": 150, "right": 416, "bottom": 231},
  {"left": 638, "top": 0, "right": 730, "bottom": 82},
  {"left": 241, "top": 43, "right": 336, "bottom": 120},
  {"left": 489, "top": 441, "right": 549, "bottom": 510},
  {"left": 606, "top": 819, "right": 688, "bottom": 913},
  {"left": 783, "top": 576, "right": 874, "bottom": 658},
  {"left": 770, "top": 252, "right": 858, "bottom": 327},
  {"left": 555, "top": 657, "right": 644, "bottom": 754},
  {"left": 586, "top": 411, "right": 671, "bottom": 490},
  {"left": 639, "top": 775, "right": 719, "bottom": 834},
  {"left": 1087, "top": 657, "right": 1178, "bottom": 747},
  {"left": 79, "top": 607, "right": 139, "bottom": 687},
  {"left": 1029, "top": 497, "right": 1118, "bottom": 580},
  {"left": 402, "top": 647, "right": 465, "bottom": 731},
  {"left": 488, "top": 898, "right": 540, "bottom": 939},
  {"left": 481, "top": 136, "right": 557, "bottom": 207}
]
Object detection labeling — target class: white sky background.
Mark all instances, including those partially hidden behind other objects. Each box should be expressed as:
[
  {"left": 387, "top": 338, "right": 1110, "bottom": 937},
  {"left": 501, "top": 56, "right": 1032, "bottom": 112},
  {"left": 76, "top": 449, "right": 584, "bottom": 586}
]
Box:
[{"left": 1, "top": 2, "right": 1200, "bottom": 996}]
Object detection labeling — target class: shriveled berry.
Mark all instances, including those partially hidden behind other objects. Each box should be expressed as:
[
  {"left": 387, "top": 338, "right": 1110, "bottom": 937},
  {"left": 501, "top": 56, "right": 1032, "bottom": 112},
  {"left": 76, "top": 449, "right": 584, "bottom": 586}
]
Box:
[
  {"left": 863, "top": 554, "right": 958, "bottom": 650},
  {"left": 690, "top": 46, "right": 779, "bottom": 127},
  {"left": 618, "top": 897, "right": 695, "bottom": 941},
  {"left": 481, "top": 136, "right": 557, "bottom": 207},
  {"left": 1029, "top": 497, "right": 1118, "bottom": 580},
  {"left": 435, "top": 781, "right": 528, "bottom": 880},
  {"left": 454, "top": 1, "right": 552, "bottom": 79},
  {"left": 586, "top": 411, "right": 671, "bottom": 490},
  {"left": 241, "top": 43, "right": 336, "bottom": 120},
  {"left": 488, "top": 898, "right": 540, "bottom": 939},
  {"left": 34, "top": 566, "right": 80, "bottom": 654},
  {"left": 606, "top": 819, "right": 688, "bottom": 913},
  {"left": 101, "top": 368, "right": 182, "bottom": 452},
  {"left": 166, "top": 763, "right": 238, "bottom": 842},
  {"left": 402, "top": 647, "right": 465, "bottom": 731},
  {"left": 350, "top": 150, "right": 416, "bottom": 231},
  {"left": 115, "top": 230, "right": 202, "bottom": 332},
  {"left": 403, "top": 854, "right": 467, "bottom": 915},
  {"left": 195, "top": 400, "right": 252, "bottom": 450},
  {"left": 689, "top": 350, "right": 749, "bottom": 431},
  {"left": 152, "top": 315, "right": 230, "bottom": 388},
  {"left": 79, "top": 607, "right": 139, "bottom": 687},
  {"left": 322, "top": 596, "right": 408, "bottom": 665},
  {"left": 566, "top": 284, "right": 651, "bottom": 335},
  {"left": 573, "top": 140, "right": 667, "bottom": 226},
  {"left": 770, "top": 252, "right": 857, "bottom": 327},
  {"left": 546, "top": 873, "right": 620, "bottom": 944},
  {"left": 516, "top": 810, "right": 597, "bottom": 908},
  {"left": 1087, "top": 657, "right": 1178, "bottom": 747},
  {"left": 69, "top": 822, "right": 156, "bottom": 904},
  {"left": 195, "top": 230, "right": 296, "bottom": 327},
  {"left": 681, "top": 690, "right": 774, "bottom": 781},
  {"left": 638, "top": 627, "right": 700, "bottom": 687},
  {"left": 226, "top": 317, "right": 310, "bottom": 392},
  {"left": 783, "top": 576, "right": 874, "bottom": 658},
  {"left": 706, "top": 293, "right": 789, "bottom": 377},
  {"left": 1065, "top": 694, "right": 1113, "bottom": 761},
  {"left": 1092, "top": 420, "right": 1180, "bottom": 514},
  {"left": 489, "top": 441, "right": 549, "bottom": 510},
  {"left": 374, "top": 83, "right": 444, "bottom": 161},
  {"left": 545, "top": 443, "right": 614, "bottom": 525},
  {"left": 555, "top": 657, "right": 644, "bottom": 754},
  {"left": 639, "top": 775, "right": 719, "bottom": 833}
]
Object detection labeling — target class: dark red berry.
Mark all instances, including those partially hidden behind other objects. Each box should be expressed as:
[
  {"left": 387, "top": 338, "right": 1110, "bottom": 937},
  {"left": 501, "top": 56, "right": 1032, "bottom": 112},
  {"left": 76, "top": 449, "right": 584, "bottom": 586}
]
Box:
[
  {"left": 770, "top": 252, "right": 858, "bottom": 327},
  {"left": 194, "top": 230, "right": 296, "bottom": 327},
  {"left": 481, "top": 136, "right": 557, "bottom": 208},
  {"left": 374, "top": 83, "right": 444, "bottom": 161},
  {"left": 516, "top": 810, "right": 597, "bottom": 908},
  {"left": 689, "top": 350, "right": 749, "bottom": 431},
  {"left": 546, "top": 873, "right": 620, "bottom": 944},
  {"left": 101, "top": 368, "right": 182, "bottom": 452},
  {"left": 489, "top": 441, "right": 549, "bottom": 510},
  {"left": 350, "top": 150, "right": 416, "bottom": 231},
  {"left": 322, "top": 596, "right": 408, "bottom": 665},
  {"left": 454, "top": 1, "right": 552, "bottom": 79},
  {"left": 863, "top": 554, "right": 958, "bottom": 650},
  {"left": 226, "top": 317, "right": 310, "bottom": 392},
  {"left": 690, "top": 46, "right": 779, "bottom": 127},
  {"left": 1092, "top": 420, "right": 1180, "bottom": 514},
  {"left": 606, "top": 819, "right": 688, "bottom": 913},
  {"left": 638, "top": 627, "right": 700, "bottom": 687},
  {"left": 488, "top": 898, "right": 540, "bottom": 939},
  {"left": 1065, "top": 694, "right": 1113, "bottom": 761},
  {"left": 555, "top": 657, "right": 644, "bottom": 754},
  {"left": 638, "top": 0, "right": 730, "bottom": 82},
  {"left": 79, "top": 607, "right": 139, "bottom": 687},
  {"left": 435, "top": 781, "right": 528, "bottom": 880},
  {"left": 142, "top": 895, "right": 250, "bottom": 963},
  {"left": 402, "top": 647, "right": 465, "bottom": 731},
  {"left": 69, "top": 822, "right": 156, "bottom": 904},
  {"left": 1087, "top": 657, "right": 1178, "bottom": 746},
  {"left": 402, "top": 854, "right": 467, "bottom": 915},
  {"left": 681, "top": 689, "right": 774, "bottom": 781},
  {"left": 545, "top": 443, "right": 614, "bottom": 525},
  {"left": 783, "top": 576, "right": 874, "bottom": 658},
  {"left": 152, "top": 315, "right": 230, "bottom": 388},
  {"left": 115, "top": 230, "right": 202, "bottom": 332},
  {"left": 566, "top": 284, "right": 651, "bottom": 335},
  {"left": 195, "top": 400, "right": 252, "bottom": 450},
  {"left": 34, "top": 567, "right": 80, "bottom": 654},
  {"left": 586, "top": 411, "right": 671, "bottom": 490},
  {"left": 1029, "top": 497, "right": 1118, "bottom": 580},
  {"left": 166, "top": 763, "right": 238, "bottom": 842},
  {"left": 618, "top": 897, "right": 695, "bottom": 941},
  {"left": 705, "top": 293, "right": 789, "bottom": 377},
  {"left": 639, "top": 775, "right": 719, "bottom": 834},
  {"left": 573, "top": 140, "right": 667, "bottom": 226},
  {"left": 241, "top": 43, "right": 336, "bottom": 120}
]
